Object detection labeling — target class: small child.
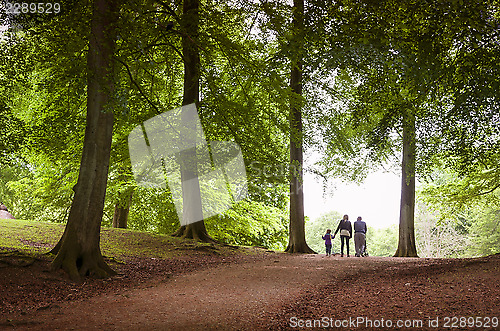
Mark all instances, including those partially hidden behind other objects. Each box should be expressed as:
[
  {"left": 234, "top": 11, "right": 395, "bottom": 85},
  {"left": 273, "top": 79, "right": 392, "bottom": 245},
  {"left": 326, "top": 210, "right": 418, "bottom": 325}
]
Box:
[{"left": 322, "top": 229, "right": 333, "bottom": 256}]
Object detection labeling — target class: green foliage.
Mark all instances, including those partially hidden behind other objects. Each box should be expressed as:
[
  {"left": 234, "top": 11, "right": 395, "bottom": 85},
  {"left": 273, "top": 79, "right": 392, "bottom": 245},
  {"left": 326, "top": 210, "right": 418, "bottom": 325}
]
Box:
[
  {"left": 365, "top": 226, "right": 399, "bottom": 257},
  {"left": 3, "top": 157, "right": 76, "bottom": 222},
  {"left": 0, "top": 164, "right": 27, "bottom": 212},
  {"left": 122, "top": 186, "right": 179, "bottom": 234},
  {"left": 306, "top": 205, "right": 491, "bottom": 258},
  {"left": 205, "top": 200, "right": 288, "bottom": 250},
  {"left": 420, "top": 166, "right": 500, "bottom": 218},
  {"left": 0, "top": 0, "right": 292, "bottom": 233},
  {"left": 305, "top": 211, "right": 342, "bottom": 254},
  {"left": 0, "top": 104, "right": 26, "bottom": 165},
  {"left": 0, "top": 2, "right": 88, "bottom": 223},
  {"left": 419, "top": 172, "right": 500, "bottom": 257},
  {"left": 467, "top": 207, "right": 500, "bottom": 257},
  {"left": 311, "top": 0, "right": 500, "bottom": 184}
]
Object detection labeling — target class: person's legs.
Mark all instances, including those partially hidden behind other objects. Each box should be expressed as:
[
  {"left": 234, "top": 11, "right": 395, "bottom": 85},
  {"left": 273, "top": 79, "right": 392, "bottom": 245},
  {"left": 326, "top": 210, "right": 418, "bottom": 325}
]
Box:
[
  {"left": 354, "top": 233, "right": 361, "bottom": 257},
  {"left": 345, "top": 237, "right": 350, "bottom": 257},
  {"left": 361, "top": 234, "right": 366, "bottom": 255},
  {"left": 361, "top": 234, "right": 367, "bottom": 256},
  {"left": 325, "top": 244, "right": 332, "bottom": 256},
  {"left": 340, "top": 236, "right": 345, "bottom": 256}
]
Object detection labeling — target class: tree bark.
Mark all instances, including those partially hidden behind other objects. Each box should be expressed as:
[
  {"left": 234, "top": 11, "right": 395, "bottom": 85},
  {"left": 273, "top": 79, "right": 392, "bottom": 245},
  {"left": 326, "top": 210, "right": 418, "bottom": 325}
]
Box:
[
  {"left": 394, "top": 110, "right": 419, "bottom": 257},
  {"left": 285, "top": 0, "right": 315, "bottom": 254},
  {"left": 172, "top": 0, "right": 215, "bottom": 242},
  {"left": 50, "top": 0, "right": 119, "bottom": 280},
  {"left": 112, "top": 190, "right": 132, "bottom": 229}
]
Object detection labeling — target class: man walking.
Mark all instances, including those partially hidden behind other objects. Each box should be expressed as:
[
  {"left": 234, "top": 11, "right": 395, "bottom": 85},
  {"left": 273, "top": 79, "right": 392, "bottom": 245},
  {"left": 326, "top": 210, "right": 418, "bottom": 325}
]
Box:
[{"left": 354, "top": 216, "right": 367, "bottom": 257}]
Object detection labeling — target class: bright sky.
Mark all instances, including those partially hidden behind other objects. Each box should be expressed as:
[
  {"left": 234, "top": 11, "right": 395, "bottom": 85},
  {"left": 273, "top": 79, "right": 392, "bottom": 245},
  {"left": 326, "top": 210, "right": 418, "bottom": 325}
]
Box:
[{"left": 303, "top": 166, "right": 401, "bottom": 229}]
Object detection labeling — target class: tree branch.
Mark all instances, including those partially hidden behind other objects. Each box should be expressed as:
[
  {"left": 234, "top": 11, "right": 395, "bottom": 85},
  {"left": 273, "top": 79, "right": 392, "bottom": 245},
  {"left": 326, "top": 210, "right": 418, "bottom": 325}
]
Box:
[{"left": 116, "top": 58, "right": 162, "bottom": 115}]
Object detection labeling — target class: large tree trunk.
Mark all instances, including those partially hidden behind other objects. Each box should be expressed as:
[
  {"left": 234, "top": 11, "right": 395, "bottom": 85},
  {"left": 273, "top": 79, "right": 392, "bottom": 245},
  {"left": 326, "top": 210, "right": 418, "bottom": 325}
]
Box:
[
  {"left": 285, "top": 0, "right": 314, "bottom": 254},
  {"left": 50, "top": 0, "right": 119, "bottom": 281},
  {"left": 172, "top": 0, "right": 215, "bottom": 242},
  {"left": 394, "top": 111, "right": 419, "bottom": 257}
]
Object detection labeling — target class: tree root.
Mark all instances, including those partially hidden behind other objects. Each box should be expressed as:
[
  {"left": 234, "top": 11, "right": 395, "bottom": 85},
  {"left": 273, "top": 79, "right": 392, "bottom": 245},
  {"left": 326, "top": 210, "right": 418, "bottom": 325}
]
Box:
[
  {"left": 172, "top": 223, "right": 218, "bottom": 244},
  {"left": 285, "top": 242, "right": 316, "bottom": 254},
  {"left": 0, "top": 250, "right": 40, "bottom": 267},
  {"left": 393, "top": 246, "right": 419, "bottom": 257},
  {"left": 51, "top": 247, "right": 117, "bottom": 282},
  {"left": 103, "top": 255, "right": 126, "bottom": 265}
]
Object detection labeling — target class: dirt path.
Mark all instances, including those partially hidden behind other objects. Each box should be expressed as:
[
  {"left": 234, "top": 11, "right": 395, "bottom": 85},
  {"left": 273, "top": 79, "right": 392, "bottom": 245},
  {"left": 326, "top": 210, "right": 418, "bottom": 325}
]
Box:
[
  {"left": 7, "top": 253, "right": 339, "bottom": 330},
  {"left": 3, "top": 253, "right": 500, "bottom": 330}
]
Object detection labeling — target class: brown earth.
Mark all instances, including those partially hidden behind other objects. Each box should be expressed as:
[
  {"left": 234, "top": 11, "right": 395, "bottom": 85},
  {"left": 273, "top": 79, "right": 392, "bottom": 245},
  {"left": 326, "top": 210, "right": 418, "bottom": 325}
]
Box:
[{"left": 1, "top": 248, "right": 499, "bottom": 330}]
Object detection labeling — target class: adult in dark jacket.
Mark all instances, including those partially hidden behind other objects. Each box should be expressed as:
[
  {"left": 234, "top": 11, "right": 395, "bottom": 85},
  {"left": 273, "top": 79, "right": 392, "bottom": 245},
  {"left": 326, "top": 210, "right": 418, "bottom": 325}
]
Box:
[
  {"left": 333, "top": 214, "right": 352, "bottom": 257},
  {"left": 354, "top": 216, "right": 367, "bottom": 257}
]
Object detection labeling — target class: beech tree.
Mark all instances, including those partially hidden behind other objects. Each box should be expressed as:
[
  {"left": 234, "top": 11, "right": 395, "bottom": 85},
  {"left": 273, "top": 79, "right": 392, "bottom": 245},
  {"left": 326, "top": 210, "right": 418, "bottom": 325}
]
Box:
[
  {"left": 285, "top": 0, "right": 314, "bottom": 253},
  {"left": 389, "top": 0, "right": 498, "bottom": 256},
  {"left": 169, "top": 0, "right": 214, "bottom": 242},
  {"left": 310, "top": 0, "right": 498, "bottom": 257},
  {"left": 394, "top": 109, "right": 418, "bottom": 257},
  {"left": 112, "top": 184, "right": 133, "bottom": 229},
  {"left": 50, "top": 0, "right": 120, "bottom": 280}
]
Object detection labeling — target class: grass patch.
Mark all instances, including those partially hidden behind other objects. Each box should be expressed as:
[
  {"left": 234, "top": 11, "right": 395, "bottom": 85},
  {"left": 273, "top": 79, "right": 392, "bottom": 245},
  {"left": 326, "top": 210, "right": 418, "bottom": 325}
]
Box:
[
  {"left": 0, "top": 219, "right": 63, "bottom": 253},
  {"left": 0, "top": 219, "right": 261, "bottom": 260}
]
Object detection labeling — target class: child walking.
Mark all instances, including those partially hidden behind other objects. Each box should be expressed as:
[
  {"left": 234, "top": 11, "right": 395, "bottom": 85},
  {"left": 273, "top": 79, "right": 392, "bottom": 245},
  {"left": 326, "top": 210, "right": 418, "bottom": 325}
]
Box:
[{"left": 322, "top": 229, "right": 333, "bottom": 256}]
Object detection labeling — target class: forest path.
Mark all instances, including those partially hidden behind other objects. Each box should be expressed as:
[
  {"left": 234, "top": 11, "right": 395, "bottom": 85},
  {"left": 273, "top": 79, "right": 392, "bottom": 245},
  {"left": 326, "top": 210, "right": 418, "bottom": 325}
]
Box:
[
  {"left": 6, "top": 253, "right": 500, "bottom": 330},
  {"left": 6, "top": 254, "right": 411, "bottom": 330}
]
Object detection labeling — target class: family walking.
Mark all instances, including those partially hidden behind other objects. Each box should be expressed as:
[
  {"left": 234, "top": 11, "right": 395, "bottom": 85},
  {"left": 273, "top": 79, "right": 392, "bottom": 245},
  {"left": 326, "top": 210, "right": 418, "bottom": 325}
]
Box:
[{"left": 322, "top": 215, "right": 367, "bottom": 257}]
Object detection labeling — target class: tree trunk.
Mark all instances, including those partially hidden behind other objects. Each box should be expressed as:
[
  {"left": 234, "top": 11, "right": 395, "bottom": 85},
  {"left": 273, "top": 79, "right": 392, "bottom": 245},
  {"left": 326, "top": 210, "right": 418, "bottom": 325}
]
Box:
[
  {"left": 394, "top": 111, "right": 419, "bottom": 257},
  {"left": 50, "top": 0, "right": 119, "bottom": 281},
  {"left": 285, "top": 0, "right": 315, "bottom": 254},
  {"left": 172, "top": 0, "right": 215, "bottom": 242},
  {"left": 112, "top": 190, "right": 132, "bottom": 229}
]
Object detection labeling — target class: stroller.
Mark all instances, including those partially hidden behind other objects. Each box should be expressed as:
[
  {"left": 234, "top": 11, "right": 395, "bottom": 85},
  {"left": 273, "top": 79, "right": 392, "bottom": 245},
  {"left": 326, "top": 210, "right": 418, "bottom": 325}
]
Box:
[{"left": 361, "top": 238, "right": 369, "bottom": 257}]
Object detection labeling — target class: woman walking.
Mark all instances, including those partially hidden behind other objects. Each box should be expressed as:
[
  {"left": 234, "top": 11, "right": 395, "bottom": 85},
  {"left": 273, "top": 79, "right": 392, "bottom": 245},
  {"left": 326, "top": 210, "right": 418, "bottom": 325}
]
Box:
[{"left": 333, "top": 214, "right": 352, "bottom": 257}]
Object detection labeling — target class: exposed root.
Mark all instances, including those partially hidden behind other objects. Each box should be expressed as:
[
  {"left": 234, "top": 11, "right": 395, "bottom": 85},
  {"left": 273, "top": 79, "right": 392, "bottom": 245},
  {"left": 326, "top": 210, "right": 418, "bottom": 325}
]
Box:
[
  {"left": 394, "top": 246, "right": 419, "bottom": 257},
  {"left": 0, "top": 250, "right": 40, "bottom": 267},
  {"left": 51, "top": 247, "right": 116, "bottom": 282},
  {"left": 172, "top": 222, "right": 218, "bottom": 244},
  {"left": 285, "top": 242, "right": 316, "bottom": 254},
  {"left": 221, "top": 243, "right": 239, "bottom": 249},
  {"left": 103, "top": 255, "right": 126, "bottom": 265},
  {"left": 393, "top": 251, "right": 419, "bottom": 258}
]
